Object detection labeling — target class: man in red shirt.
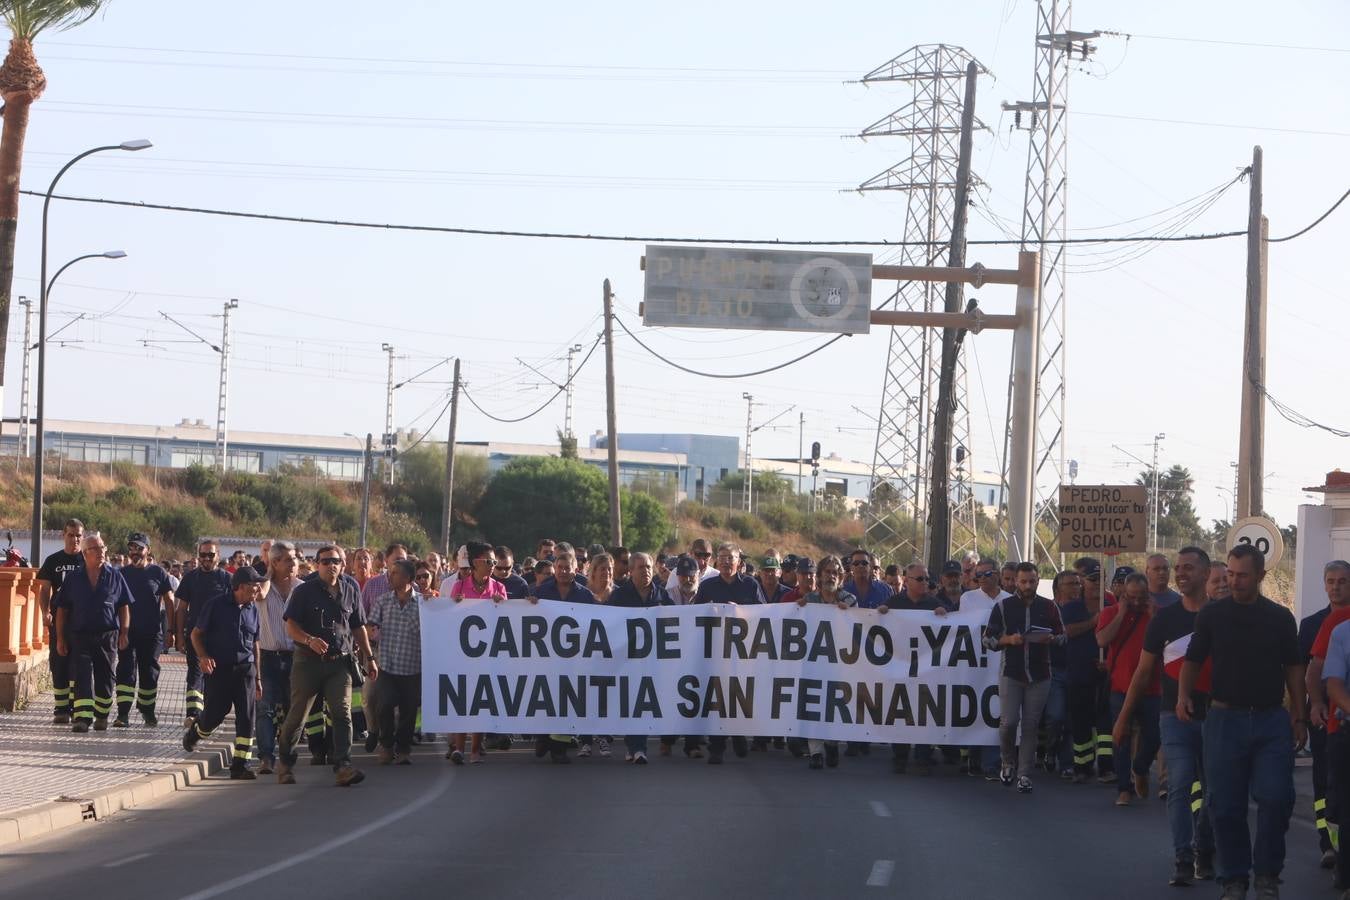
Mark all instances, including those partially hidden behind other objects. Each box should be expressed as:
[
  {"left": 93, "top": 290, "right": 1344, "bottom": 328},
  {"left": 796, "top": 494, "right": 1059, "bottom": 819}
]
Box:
[{"left": 1098, "top": 572, "right": 1162, "bottom": 806}]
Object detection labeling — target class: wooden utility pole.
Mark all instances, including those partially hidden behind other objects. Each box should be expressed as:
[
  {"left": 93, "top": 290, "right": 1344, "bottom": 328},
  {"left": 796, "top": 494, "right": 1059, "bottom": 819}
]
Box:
[
  {"left": 925, "top": 61, "right": 979, "bottom": 573},
  {"left": 603, "top": 280, "right": 622, "bottom": 545},
  {"left": 440, "top": 358, "right": 461, "bottom": 556},
  {"left": 359, "top": 432, "right": 373, "bottom": 548},
  {"left": 1236, "top": 146, "right": 1266, "bottom": 519}
]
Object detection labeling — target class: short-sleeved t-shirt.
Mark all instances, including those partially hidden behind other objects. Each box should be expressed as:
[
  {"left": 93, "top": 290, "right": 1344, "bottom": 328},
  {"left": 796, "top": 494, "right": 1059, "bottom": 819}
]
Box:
[
  {"left": 177, "top": 567, "right": 233, "bottom": 631},
  {"left": 694, "top": 574, "right": 765, "bottom": 605},
  {"left": 1151, "top": 588, "right": 1182, "bottom": 610},
  {"left": 1060, "top": 599, "right": 1100, "bottom": 686},
  {"left": 121, "top": 564, "right": 173, "bottom": 637},
  {"left": 1185, "top": 596, "right": 1299, "bottom": 709},
  {"left": 195, "top": 595, "right": 259, "bottom": 666},
  {"left": 1143, "top": 600, "right": 1205, "bottom": 714},
  {"left": 38, "top": 549, "right": 83, "bottom": 593},
  {"left": 1097, "top": 604, "right": 1157, "bottom": 695}
]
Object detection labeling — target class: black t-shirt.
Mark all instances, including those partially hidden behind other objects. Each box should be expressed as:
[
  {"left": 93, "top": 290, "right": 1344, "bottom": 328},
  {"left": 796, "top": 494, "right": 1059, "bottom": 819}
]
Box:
[
  {"left": 1185, "top": 596, "right": 1299, "bottom": 709},
  {"left": 178, "top": 567, "right": 232, "bottom": 631},
  {"left": 38, "top": 549, "right": 83, "bottom": 594},
  {"left": 1143, "top": 600, "right": 1209, "bottom": 716},
  {"left": 122, "top": 564, "right": 172, "bottom": 637}
]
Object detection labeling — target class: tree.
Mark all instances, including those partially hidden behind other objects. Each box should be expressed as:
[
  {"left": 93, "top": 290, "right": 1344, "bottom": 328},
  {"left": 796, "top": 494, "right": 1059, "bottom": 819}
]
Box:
[
  {"left": 1137, "top": 464, "right": 1203, "bottom": 548},
  {"left": 394, "top": 444, "right": 489, "bottom": 538},
  {"left": 556, "top": 428, "right": 578, "bottom": 460},
  {"left": 715, "top": 469, "right": 794, "bottom": 504},
  {"left": 474, "top": 456, "right": 612, "bottom": 556},
  {"left": 620, "top": 488, "right": 671, "bottom": 551},
  {"left": 0, "top": 1, "right": 110, "bottom": 402}
]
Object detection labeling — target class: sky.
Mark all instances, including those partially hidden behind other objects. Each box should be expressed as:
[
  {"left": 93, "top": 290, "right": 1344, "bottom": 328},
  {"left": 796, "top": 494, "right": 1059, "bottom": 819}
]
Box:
[{"left": 3, "top": 0, "right": 1347, "bottom": 531}]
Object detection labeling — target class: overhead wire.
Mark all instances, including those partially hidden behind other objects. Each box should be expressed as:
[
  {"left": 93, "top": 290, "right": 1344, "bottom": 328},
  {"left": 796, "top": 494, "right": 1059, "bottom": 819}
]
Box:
[
  {"left": 613, "top": 314, "right": 847, "bottom": 379},
  {"left": 460, "top": 334, "right": 603, "bottom": 423}
]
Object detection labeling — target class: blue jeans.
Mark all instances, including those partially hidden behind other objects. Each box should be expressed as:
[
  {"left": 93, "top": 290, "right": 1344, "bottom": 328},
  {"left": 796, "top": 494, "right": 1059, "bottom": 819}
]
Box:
[
  {"left": 256, "top": 650, "right": 293, "bottom": 763},
  {"left": 624, "top": 735, "right": 649, "bottom": 755},
  {"left": 1110, "top": 691, "right": 1161, "bottom": 792},
  {"left": 1160, "top": 712, "right": 1214, "bottom": 861},
  {"left": 1202, "top": 706, "right": 1295, "bottom": 882},
  {"left": 1044, "top": 670, "right": 1073, "bottom": 771}
]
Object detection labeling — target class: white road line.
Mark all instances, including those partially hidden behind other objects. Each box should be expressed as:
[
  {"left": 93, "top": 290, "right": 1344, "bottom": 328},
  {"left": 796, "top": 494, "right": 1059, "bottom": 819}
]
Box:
[
  {"left": 103, "top": 852, "right": 152, "bottom": 868},
  {"left": 869, "top": 800, "right": 891, "bottom": 818},
  {"left": 177, "top": 770, "right": 456, "bottom": 900},
  {"left": 271, "top": 800, "right": 295, "bottom": 810},
  {"left": 866, "top": 860, "right": 895, "bottom": 888}
]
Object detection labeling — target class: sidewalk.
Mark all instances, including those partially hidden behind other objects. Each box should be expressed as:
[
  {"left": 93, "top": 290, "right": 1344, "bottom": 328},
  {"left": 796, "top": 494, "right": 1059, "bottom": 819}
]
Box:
[{"left": 0, "top": 652, "right": 234, "bottom": 844}]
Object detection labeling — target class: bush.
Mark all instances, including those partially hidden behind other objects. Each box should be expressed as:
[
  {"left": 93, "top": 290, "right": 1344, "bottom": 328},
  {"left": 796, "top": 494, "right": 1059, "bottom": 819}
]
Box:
[
  {"left": 156, "top": 504, "right": 212, "bottom": 549},
  {"left": 183, "top": 463, "right": 220, "bottom": 498},
  {"left": 620, "top": 489, "right": 672, "bottom": 552},
  {"left": 206, "top": 490, "right": 266, "bottom": 524},
  {"left": 111, "top": 460, "right": 139, "bottom": 485},
  {"left": 104, "top": 485, "right": 139, "bottom": 510},
  {"left": 47, "top": 483, "right": 90, "bottom": 506},
  {"left": 726, "top": 512, "right": 765, "bottom": 542},
  {"left": 475, "top": 456, "right": 611, "bottom": 554},
  {"left": 760, "top": 504, "right": 806, "bottom": 535}
]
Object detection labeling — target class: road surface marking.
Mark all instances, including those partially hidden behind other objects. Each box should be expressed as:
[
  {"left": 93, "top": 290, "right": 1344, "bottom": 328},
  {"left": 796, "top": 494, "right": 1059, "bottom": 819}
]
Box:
[
  {"left": 272, "top": 800, "right": 295, "bottom": 810},
  {"left": 869, "top": 800, "right": 891, "bottom": 818},
  {"left": 104, "top": 852, "right": 151, "bottom": 868},
  {"left": 177, "top": 771, "right": 455, "bottom": 900},
  {"left": 866, "top": 860, "right": 895, "bottom": 888}
]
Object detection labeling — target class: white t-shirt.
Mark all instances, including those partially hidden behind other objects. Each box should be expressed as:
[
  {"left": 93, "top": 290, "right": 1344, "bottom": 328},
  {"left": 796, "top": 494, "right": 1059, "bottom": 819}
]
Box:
[
  {"left": 664, "top": 566, "right": 717, "bottom": 596},
  {"left": 959, "top": 587, "right": 1011, "bottom": 620}
]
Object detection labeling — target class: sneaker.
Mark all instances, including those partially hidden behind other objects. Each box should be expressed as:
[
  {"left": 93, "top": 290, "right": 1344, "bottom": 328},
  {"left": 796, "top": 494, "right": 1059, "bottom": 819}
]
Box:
[
  {"left": 53, "top": 712, "right": 71, "bottom": 725},
  {"left": 1017, "top": 775, "right": 1033, "bottom": 794},
  {"left": 1194, "top": 853, "right": 1215, "bottom": 881},
  {"left": 449, "top": 749, "right": 465, "bottom": 765},
  {"left": 633, "top": 752, "right": 648, "bottom": 765},
  {"left": 182, "top": 725, "right": 200, "bottom": 752},
  {"left": 334, "top": 764, "right": 365, "bottom": 787},
  {"left": 808, "top": 753, "right": 824, "bottom": 770},
  {"left": 258, "top": 757, "right": 274, "bottom": 776},
  {"left": 93, "top": 717, "right": 108, "bottom": 732},
  {"left": 984, "top": 770, "right": 1002, "bottom": 782},
  {"left": 142, "top": 711, "right": 158, "bottom": 727},
  {"left": 596, "top": 737, "right": 611, "bottom": 758},
  {"left": 1169, "top": 857, "right": 1194, "bottom": 887},
  {"left": 230, "top": 765, "right": 257, "bottom": 781},
  {"left": 999, "top": 765, "right": 1014, "bottom": 787},
  {"left": 71, "top": 720, "right": 90, "bottom": 734},
  {"left": 1324, "top": 848, "right": 1339, "bottom": 869},
  {"left": 824, "top": 744, "right": 840, "bottom": 768},
  {"left": 470, "top": 752, "right": 485, "bottom": 765},
  {"left": 1115, "top": 792, "right": 1132, "bottom": 807},
  {"left": 1252, "top": 875, "right": 1280, "bottom": 899},
  {"left": 578, "top": 743, "right": 592, "bottom": 758},
  {"left": 112, "top": 713, "right": 129, "bottom": 728},
  {"left": 1218, "top": 878, "right": 1249, "bottom": 899}
]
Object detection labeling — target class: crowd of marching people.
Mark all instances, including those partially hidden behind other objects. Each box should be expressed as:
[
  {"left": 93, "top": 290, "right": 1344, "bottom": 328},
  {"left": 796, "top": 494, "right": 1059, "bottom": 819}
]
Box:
[{"left": 35, "top": 514, "right": 1350, "bottom": 899}]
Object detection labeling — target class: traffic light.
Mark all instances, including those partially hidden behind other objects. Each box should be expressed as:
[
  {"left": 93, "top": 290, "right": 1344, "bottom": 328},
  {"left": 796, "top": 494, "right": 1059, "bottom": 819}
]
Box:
[{"left": 811, "top": 441, "right": 821, "bottom": 463}]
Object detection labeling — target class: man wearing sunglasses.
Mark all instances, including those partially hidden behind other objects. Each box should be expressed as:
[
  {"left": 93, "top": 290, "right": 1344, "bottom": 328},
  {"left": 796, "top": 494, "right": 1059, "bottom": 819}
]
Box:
[
  {"left": 175, "top": 540, "right": 232, "bottom": 729},
  {"left": 960, "top": 558, "right": 1011, "bottom": 778},
  {"left": 843, "top": 549, "right": 892, "bottom": 610},
  {"left": 664, "top": 538, "right": 717, "bottom": 595},
  {"left": 492, "top": 545, "right": 531, "bottom": 599},
  {"left": 274, "top": 544, "right": 377, "bottom": 787}
]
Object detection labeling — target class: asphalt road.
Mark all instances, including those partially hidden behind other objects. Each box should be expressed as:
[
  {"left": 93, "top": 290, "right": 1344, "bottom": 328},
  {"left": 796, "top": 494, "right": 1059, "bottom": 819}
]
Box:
[{"left": 0, "top": 742, "right": 1339, "bottom": 900}]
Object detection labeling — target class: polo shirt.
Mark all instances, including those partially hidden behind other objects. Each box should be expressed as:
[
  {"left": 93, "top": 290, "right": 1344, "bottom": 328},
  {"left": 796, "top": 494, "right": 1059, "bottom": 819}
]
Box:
[
  {"left": 535, "top": 580, "right": 598, "bottom": 604},
  {"left": 694, "top": 574, "right": 765, "bottom": 604},
  {"left": 1060, "top": 599, "right": 1100, "bottom": 686},
  {"left": 1185, "top": 595, "right": 1299, "bottom": 709},
  {"left": 843, "top": 577, "right": 892, "bottom": 610},
  {"left": 607, "top": 580, "right": 674, "bottom": 608},
  {"left": 177, "top": 566, "right": 232, "bottom": 632},
  {"left": 1097, "top": 603, "right": 1158, "bottom": 695},
  {"left": 495, "top": 573, "right": 532, "bottom": 600},
  {"left": 450, "top": 577, "right": 507, "bottom": 601},
  {"left": 284, "top": 576, "right": 366, "bottom": 657},
  {"left": 892, "top": 590, "right": 942, "bottom": 612},
  {"left": 121, "top": 563, "right": 173, "bottom": 637},
  {"left": 53, "top": 564, "right": 132, "bottom": 633},
  {"left": 759, "top": 582, "right": 792, "bottom": 604},
  {"left": 195, "top": 594, "right": 260, "bottom": 666}
]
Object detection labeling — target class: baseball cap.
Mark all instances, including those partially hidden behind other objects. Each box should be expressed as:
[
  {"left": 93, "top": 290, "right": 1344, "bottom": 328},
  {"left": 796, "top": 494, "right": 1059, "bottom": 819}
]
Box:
[
  {"left": 941, "top": 560, "right": 963, "bottom": 575},
  {"left": 126, "top": 532, "right": 150, "bottom": 549},
  {"left": 761, "top": 555, "right": 781, "bottom": 569},
  {"left": 231, "top": 566, "right": 264, "bottom": 588},
  {"left": 1111, "top": 565, "right": 1135, "bottom": 584},
  {"left": 781, "top": 553, "right": 799, "bottom": 572},
  {"left": 676, "top": 555, "right": 699, "bottom": 577},
  {"left": 1081, "top": 560, "right": 1102, "bottom": 579},
  {"left": 796, "top": 557, "right": 817, "bottom": 575}
]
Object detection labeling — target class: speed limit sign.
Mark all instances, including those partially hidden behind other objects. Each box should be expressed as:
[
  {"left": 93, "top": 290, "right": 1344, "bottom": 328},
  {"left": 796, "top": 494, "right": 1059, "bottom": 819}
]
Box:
[{"left": 1226, "top": 516, "right": 1285, "bottom": 568}]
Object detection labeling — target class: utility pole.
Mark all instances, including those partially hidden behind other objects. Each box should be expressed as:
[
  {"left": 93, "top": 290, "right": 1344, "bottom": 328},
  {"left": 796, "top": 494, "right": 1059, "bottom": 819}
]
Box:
[
  {"left": 440, "top": 359, "right": 461, "bottom": 557},
  {"left": 359, "top": 433, "right": 373, "bottom": 548},
  {"left": 1151, "top": 432, "right": 1165, "bottom": 550},
  {"left": 926, "top": 60, "right": 980, "bottom": 575},
  {"left": 215, "top": 299, "right": 238, "bottom": 472},
  {"left": 564, "top": 343, "right": 582, "bottom": 440},
  {"left": 16, "top": 298, "right": 31, "bottom": 459},
  {"left": 798, "top": 412, "right": 805, "bottom": 500},
  {"left": 1236, "top": 145, "right": 1266, "bottom": 519},
  {"left": 602, "top": 280, "right": 622, "bottom": 545},
  {"left": 382, "top": 343, "right": 396, "bottom": 484},
  {"left": 742, "top": 393, "right": 755, "bottom": 511}
]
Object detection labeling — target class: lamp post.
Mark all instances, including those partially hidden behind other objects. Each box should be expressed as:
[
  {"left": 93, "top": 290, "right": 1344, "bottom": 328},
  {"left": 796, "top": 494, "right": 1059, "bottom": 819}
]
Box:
[{"left": 29, "top": 140, "right": 150, "bottom": 565}]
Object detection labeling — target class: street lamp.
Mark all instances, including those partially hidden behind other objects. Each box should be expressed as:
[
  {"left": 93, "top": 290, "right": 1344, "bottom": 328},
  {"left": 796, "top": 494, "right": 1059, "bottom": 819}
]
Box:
[{"left": 30, "top": 140, "right": 150, "bottom": 564}]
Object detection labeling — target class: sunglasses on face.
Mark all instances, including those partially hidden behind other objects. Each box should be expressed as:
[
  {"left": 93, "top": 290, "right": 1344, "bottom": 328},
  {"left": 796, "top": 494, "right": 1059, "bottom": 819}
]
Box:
[
  {"left": 908, "top": 576, "right": 929, "bottom": 583},
  {"left": 199, "top": 552, "right": 217, "bottom": 558},
  {"left": 415, "top": 573, "right": 432, "bottom": 581},
  {"left": 318, "top": 557, "right": 343, "bottom": 566},
  {"left": 694, "top": 552, "right": 712, "bottom": 558},
  {"left": 975, "top": 570, "right": 995, "bottom": 578}
]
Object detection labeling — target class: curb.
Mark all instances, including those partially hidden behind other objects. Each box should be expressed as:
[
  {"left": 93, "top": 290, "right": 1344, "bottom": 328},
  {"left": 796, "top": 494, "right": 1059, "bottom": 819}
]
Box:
[{"left": 0, "top": 741, "right": 233, "bottom": 848}]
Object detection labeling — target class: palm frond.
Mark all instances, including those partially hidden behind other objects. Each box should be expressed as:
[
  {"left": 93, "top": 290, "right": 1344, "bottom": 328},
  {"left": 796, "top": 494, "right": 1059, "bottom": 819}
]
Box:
[{"left": 1, "top": 0, "right": 109, "bottom": 40}]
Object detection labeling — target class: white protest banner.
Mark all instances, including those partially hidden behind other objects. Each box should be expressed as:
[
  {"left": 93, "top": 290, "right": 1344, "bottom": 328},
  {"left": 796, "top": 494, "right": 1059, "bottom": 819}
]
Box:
[{"left": 420, "top": 598, "right": 1000, "bottom": 745}]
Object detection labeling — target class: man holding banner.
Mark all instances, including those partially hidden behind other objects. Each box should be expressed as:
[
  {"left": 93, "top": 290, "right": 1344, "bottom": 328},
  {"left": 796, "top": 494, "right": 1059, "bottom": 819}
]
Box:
[{"left": 607, "top": 552, "right": 673, "bottom": 764}]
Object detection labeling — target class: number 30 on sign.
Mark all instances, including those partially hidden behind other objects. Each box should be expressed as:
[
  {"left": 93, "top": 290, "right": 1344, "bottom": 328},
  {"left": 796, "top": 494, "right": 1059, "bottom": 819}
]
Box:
[{"left": 1226, "top": 516, "right": 1285, "bottom": 568}]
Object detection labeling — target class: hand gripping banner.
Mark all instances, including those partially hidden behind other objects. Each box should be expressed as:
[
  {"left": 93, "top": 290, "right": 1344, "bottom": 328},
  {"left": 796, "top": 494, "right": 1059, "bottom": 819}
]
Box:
[{"left": 421, "top": 598, "right": 1000, "bottom": 745}]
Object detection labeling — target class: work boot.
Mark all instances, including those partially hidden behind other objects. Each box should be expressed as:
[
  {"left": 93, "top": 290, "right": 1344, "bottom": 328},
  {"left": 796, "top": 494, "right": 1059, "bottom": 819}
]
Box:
[
  {"left": 334, "top": 764, "right": 365, "bottom": 787},
  {"left": 182, "top": 725, "right": 201, "bottom": 752},
  {"left": 1252, "top": 875, "right": 1280, "bottom": 899},
  {"left": 257, "top": 756, "right": 274, "bottom": 776},
  {"left": 93, "top": 717, "right": 109, "bottom": 732},
  {"left": 142, "top": 710, "right": 158, "bottom": 728},
  {"left": 1324, "top": 848, "right": 1339, "bottom": 869},
  {"left": 71, "top": 720, "right": 90, "bottom": 734},
  {"left": 52, "top": 711, "right": 70, "bottom": 725},
  {"left": 1194, "top": 852, "right": 1215, "bottom": 881},
  {"left": 229, "top": 763, "right": 257, "bottom": 781},
  {"left": 112, "top": 713, "right": 130, "bottom": 728},
  {"left": 1169, "top": 857, "right": 1194, "bottom": 887},
  {"left": 1218, "top": 878, "right": 1249, "bottom": 899},
  {"left": 276, "top": 757, "right": 296, "bottom": 784}
]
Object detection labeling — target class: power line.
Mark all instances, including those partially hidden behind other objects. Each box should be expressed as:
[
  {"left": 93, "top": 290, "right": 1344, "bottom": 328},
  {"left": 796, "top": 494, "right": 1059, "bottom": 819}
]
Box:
[
  {"left": 1075, "top": 110, "right": 1350, "bottom": 139},
  {"left": 614, "top": 314, "right": 847, "bottom": 378},
  {"left": 461, "top": 335, "right": 603, "bottom": 423},
  {"left": 1109, "top": 32, "right": 1350, "bottom": 54},
  {"left": 1269, "top": 187, "right": 1350, "bottom": 243},
  {"left": 1256, "top": 379, "right": 1350, "bottom": 439}
]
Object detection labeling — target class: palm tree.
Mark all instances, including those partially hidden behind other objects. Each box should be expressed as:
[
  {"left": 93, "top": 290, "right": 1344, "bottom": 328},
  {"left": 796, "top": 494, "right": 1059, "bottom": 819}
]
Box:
[{"left": 0, "top": 1, "right": 108, "bottom": 405}]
